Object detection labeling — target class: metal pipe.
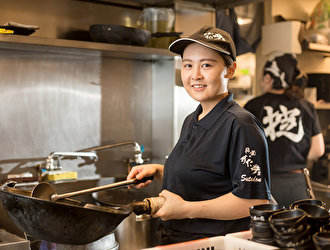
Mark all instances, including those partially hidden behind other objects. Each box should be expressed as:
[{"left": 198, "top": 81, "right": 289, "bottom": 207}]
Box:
[
  {"left": 79, "top": 140, "right": 145, "bottom": 165},
  {"left": 79, "top": 140, "right": 139, "bottom": 152}
]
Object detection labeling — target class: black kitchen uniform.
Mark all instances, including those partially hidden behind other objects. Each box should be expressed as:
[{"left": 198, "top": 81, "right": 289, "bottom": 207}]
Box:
[
  {"left": 159, "top": 93, "right": 271, "bottom": 244},
  {"left": 244, "top": 93, "right": 322, "bottom": 207}
]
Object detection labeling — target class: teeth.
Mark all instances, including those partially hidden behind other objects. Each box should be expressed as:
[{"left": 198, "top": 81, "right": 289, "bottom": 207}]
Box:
[{"left": 193, "top": 85, "right": 205, "bottom": 88}]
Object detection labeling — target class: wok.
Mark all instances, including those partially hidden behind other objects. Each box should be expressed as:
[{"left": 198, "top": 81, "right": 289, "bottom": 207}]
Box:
[
  {"left": 89, "top": 24, "right": 151, "bottom": 46},
  {"left": 92, "top": 186, "right": 153, "bottom": 207},
  {"left": 0, "top": 183, "right": 164, "bottom": 245}
]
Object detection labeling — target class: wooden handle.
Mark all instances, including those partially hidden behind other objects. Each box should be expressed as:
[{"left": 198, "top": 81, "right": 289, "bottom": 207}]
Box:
[{"left": 143, "top": 196, "right": 165, "bottom": 214}]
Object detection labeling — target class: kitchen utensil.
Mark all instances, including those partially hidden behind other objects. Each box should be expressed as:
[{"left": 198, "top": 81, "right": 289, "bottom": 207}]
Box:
[
  {"left": 269, "top": 212, "right": 308, "bottom": 236},
  {"left": 269, "top": 208, "right": 307, "bottom": 224},
  {"left": 89, "top": 24, "right": 151, "bottom": 46},
  {"left": 289, "top": 198, "right": 326, "bottom": 209},
  {"left": 303, "top": 167, "right": 316, "bottom": 199},
  {"left": 295, "top": 204, "right": 330, "bottom": 230},
  {"left": 148, "top": 32, "right": 182, "bottom": 48},
  {"left": 31, "top": 176, "right": 153, "bottom": 202},
  {"left": 0, "top": 183, "right": 165, "bottom": 245},
  {"left": 274, "top": 225, "right": 313, "bottom": 248},
  {"left": 250, "top": 204, "right": 285, "bottom": 222},
  {"left": 139, "top": 8, "right": 175, "bottom": 34},
  {"left": 313, "top": 232, "right": 330, "bottom": 250},
  {"left": 92, "top": 188, "right": 159, "bottom": 250},
  {"left": 0, "top": 21, "right": 39, "bottom": 35},
  {"left": 0, "top": 28, "right": 14, "bottom": 34},
  {"left": 250, "top": 220, "right": 274, "bottom": 238}
]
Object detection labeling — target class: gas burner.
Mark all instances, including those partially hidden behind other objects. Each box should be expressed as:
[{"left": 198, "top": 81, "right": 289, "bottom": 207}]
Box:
[
  {"left": 41, "top": 233, "right": 118, "bottom": 250},
  {"left": 0, "top": 229, "right": 29, "bottom": 249}
]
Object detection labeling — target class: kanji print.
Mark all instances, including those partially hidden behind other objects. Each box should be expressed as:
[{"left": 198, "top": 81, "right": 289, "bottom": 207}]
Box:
[
  {"left": 262, "top": 105, "right": 304, "bottom": 142},
  {"left": 240, "top": 147, "right": 262, "bottom": 183}
]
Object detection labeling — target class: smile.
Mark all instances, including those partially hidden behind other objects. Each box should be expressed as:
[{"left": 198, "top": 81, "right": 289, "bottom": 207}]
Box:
[{"left": 192, "top": 84, "right": 206, "bottom": 88}]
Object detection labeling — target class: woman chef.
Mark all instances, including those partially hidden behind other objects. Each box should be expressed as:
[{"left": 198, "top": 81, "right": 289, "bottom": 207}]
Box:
[
  {"left": 127, "top": 26, "right": 271, "bottom": 245},
  {"left": 244, "top": 53, "right": 325, "bottom": 208}
]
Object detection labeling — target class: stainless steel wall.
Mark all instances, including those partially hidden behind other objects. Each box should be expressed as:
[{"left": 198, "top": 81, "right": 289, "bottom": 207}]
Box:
[
  {"left": 0, "top": 0, "right": 142, "bottom": 40},
  {"left": 0, "top": 0, "right": 175, "bottom": 182}
]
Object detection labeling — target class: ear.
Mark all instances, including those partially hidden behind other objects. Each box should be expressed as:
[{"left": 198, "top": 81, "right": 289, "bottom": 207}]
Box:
[
  {"left": 260, "top": 73, "right": 274, "bottom": 93},
  {"left": 263, "top": 73, "right": 273, "bottom": 84},
  {"left": 224, "top": 61, "right": 236, "bottom": 79}
]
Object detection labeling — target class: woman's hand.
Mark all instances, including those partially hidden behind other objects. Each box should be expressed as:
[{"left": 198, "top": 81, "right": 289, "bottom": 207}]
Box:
[
  {"left": 151, "top": 190, "right": 192, "bottom": 221},
  {"left": 127, "top": 164, "right": 164, "bottom": 189}
]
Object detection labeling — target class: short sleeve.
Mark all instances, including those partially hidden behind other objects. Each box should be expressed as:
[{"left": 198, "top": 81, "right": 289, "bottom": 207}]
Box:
[{"left": 229, "top": 120, "right": 271, "bottom": 200}]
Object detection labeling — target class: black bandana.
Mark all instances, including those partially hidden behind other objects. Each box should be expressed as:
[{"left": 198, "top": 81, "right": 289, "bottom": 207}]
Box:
[{"left": 263, "top": 54, "right": 303, "bottom": 89}]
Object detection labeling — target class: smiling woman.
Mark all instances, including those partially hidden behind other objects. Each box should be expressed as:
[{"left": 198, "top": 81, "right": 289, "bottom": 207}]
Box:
[
  {"left": 180, "top": 43, "right": 236, "bottom": 118},
  {"left": 126, "top": 26, "right": 271, "bottom": 246}
]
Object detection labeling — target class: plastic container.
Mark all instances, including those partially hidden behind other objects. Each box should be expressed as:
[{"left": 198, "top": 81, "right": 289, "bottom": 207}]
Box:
[{"left": 141, "top": 231, "right": 279, "bottom": 250}]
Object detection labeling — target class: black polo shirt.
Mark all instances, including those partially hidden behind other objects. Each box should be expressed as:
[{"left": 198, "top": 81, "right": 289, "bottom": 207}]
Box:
[{"left": 162, "top": 93, "right": 271, "bottom": 236}]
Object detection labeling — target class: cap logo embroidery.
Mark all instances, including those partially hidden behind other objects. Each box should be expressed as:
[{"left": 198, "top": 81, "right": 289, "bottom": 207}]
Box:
[{"left": 204, "top": 32, "right": 226, "bottom": 41}]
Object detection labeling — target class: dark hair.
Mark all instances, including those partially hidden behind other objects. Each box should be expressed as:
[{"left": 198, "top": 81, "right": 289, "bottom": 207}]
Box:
[
  {"left": 264, "top": 71, "right": 307, "bottom": 100},
  {"left": 219, "top": 53, "right": 233, "bottom": 67},
  {"left": 284, "top": 75, "right": 307, "bottom": 100},
  {"left": 263, "top": 54, "right": 307, "bottom": 100}
]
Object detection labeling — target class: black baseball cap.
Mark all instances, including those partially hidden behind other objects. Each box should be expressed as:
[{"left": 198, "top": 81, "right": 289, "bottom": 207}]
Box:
[{"left": 169, "top": 26, "right": 236, "bottom": 62}]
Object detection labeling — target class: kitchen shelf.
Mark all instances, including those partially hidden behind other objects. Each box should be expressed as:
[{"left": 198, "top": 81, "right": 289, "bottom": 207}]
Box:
[
  {"left": 301, "top": 40, "right": 330, "bottom": 57},
  {"left": 0, "top": 34, "right": 175, "bottom": 61},
  {"left": 81, "top": 0, "right": 264, "bottom": 9}
]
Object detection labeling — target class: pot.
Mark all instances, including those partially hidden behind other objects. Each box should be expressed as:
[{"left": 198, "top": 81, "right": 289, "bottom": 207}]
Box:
[
  {"left": 92, "top": 188, "right": 160, "bottom": 250},
  {"left": 0, "top": 182, "right": 164, "bottom": 245}
]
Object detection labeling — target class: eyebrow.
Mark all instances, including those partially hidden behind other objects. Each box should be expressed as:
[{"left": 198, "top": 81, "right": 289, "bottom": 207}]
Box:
[{"left": 182, "top": 58, "right": 218, "bottom": 63}]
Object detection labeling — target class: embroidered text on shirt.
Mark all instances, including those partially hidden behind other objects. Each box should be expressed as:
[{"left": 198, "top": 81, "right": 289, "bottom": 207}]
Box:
[{"left": 240, "top": 147, "right": 262, "bottom": 182}]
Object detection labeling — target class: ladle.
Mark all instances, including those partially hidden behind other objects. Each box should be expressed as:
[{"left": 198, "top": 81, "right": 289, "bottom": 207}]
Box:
[{"left": 31, "top": 176, "right": 154, "bottom": 202}]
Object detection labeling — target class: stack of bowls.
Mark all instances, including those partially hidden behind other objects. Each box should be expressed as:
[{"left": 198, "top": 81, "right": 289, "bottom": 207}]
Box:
[
  {"left": 249, "top": 204, "right": 285, "bottom": 246},
  {"left": 289, "top": 199, "right": 326, "bottom": 210},
  {"left": 295, "top": 204, "right": 330, "bottom": 234},
  {"left": 321, "top": 224, "right": 330, "bottom": 232},
  {"left": 313, "top": 232, "right": 330, "bottom": 249},
  {"left": 269, "top": 208, "right": 313, "bottom": 248}
]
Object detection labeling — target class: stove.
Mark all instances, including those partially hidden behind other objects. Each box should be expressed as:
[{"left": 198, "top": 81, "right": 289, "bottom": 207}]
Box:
[{"left": 0, "top": 229, "right": 29, "bottom": 250}]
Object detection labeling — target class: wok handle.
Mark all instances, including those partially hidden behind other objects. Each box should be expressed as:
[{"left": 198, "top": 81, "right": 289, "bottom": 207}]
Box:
[
  {"left": 51, "top": 176, "right": 154, "bottom": 201},
  {"left": 144, "top": 196, "right": 166, "bottom": 214}
]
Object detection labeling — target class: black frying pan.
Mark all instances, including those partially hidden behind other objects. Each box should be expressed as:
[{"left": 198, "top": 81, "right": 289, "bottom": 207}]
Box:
[
  {"left": 89, "top": 24, "right": 151, "bottom": 46},
  {"left": 0, "top": 183, "right": 164, "bottom": 245}
]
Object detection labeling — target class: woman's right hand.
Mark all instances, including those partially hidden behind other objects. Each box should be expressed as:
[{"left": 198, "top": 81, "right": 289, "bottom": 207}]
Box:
[{"left": 127, "top": 164, "right": 164, "bottom": 189}]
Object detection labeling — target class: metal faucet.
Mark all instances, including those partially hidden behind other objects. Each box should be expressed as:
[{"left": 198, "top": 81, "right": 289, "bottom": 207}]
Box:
[
  {"left": 35, "top": 141, "right": 149, "bottom": 173},
  {"left": 35, "top": 140, "right": 148, "bottom": 174},
  {"left": 36, "top": 151, "right": 98, "bottom": 171},
  {"left": 80, "top": 140, "right": 149, "bottom": 173}
]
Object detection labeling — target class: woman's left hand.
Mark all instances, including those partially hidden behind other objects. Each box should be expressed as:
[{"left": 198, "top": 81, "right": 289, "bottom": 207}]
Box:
[{"left": 151, "top": 189, "right": 191, "bottom": 221}]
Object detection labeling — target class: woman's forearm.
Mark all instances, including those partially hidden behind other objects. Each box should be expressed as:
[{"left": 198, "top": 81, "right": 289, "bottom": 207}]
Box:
[
  {"left": 307, "top": 133, "right": 325, "bottom": 160},
  {"left": 185, "top": 193, "right": 268, "bottom": 220},
  {"left": 155, "top": 190, "right": 268, "bottom": 221}
]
